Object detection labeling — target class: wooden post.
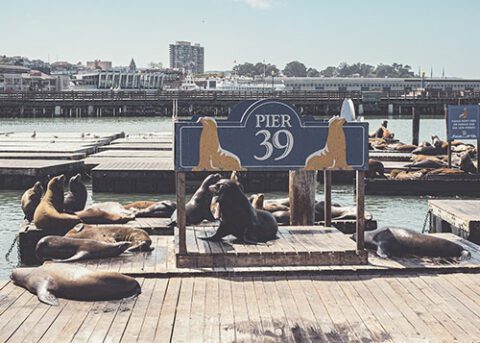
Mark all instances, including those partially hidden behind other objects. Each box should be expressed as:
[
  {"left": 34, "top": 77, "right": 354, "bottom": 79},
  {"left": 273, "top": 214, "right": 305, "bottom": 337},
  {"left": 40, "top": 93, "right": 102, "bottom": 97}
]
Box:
[
  {"left": 289, "top": 170, "right": 316, "bottom": 226},
  {"left": 324, "top": 170, "right": 332, "bottom": 227},
  {"left": 447, "top": 141, "right": 452, "bottom": 168},
  {"left": 412, "top": 106, "right": 420, "bottom": 146},
  {"left": 477, "top": 138, "right": 480, "bottom": 174},
  {"left": 175, "top": 171, "right": 186, "bottom": 255},
  {"left": 356, "top": 170, "right": 365, "bottom": 252}
]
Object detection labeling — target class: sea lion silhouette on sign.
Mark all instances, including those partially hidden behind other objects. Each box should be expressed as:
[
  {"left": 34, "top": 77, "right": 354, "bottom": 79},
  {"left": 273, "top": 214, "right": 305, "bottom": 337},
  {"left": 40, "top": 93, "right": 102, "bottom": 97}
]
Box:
[
  {"left": 192, "top": 117, "right": 244, "bottom": 171},
  {"left": 459, "top": 107, "right": 468, "bottom": 119},
  {"left": 304, "top": 116, "right": 352, "bottom": 170}
]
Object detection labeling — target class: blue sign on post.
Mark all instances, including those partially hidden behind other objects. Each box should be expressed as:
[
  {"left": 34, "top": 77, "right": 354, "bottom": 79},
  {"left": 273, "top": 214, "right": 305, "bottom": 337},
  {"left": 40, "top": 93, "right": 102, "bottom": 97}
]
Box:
[
  {"left": 174, "top": 99, "right": 369, "bottom": 171},
  {"left": 447, "top": 105, "right": 480, "bottom": 140}
]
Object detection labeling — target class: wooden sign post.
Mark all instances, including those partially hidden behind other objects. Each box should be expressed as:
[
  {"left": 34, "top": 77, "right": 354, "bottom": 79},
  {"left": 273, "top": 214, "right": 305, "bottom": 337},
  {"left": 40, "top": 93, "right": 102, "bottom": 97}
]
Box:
[{"left": 174, "top": 99, "right": 369, "bottom": 266}]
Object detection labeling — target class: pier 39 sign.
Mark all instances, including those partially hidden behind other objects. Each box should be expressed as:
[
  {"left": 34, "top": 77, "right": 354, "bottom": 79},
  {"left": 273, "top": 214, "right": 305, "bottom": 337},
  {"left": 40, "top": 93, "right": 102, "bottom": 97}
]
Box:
[{"left": 174, "top": 99, "right": 368, "bottom": 171}]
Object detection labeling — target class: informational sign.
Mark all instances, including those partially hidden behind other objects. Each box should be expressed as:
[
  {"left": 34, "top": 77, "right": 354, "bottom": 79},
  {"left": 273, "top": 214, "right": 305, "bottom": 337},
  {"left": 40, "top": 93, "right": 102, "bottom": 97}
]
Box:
[
  {"left": 447, "top": 105, "right": 480, "bottom": 140},
  {"left": 175, "top": 99, "right": 369, "bottom": 171}
]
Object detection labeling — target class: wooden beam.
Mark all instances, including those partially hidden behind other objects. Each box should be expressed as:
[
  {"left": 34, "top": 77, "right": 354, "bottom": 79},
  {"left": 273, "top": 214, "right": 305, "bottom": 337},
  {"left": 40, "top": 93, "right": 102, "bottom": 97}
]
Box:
[
  {"left": 447, "top": 141, "right": 452, "bottom": 168},
  {"left": 289, "top": 170, "right": 316, "bottom": 226},
  {"left": 175, "top": 171, "right": 186, "bottom": 255},
  {"left": 356, "top": 170, "right": 365, "bottom": 252},
  {"left": 412, "top": 106, "right": 420, "bottom": 146},
  {"left": 324, "top": 170, "right": 332, "bottom": 227}
]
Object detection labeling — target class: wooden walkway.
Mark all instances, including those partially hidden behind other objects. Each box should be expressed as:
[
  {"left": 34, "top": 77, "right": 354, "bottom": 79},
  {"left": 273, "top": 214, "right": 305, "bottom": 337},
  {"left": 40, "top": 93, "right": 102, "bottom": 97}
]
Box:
[{"left": 1, "top": 272, "right": 480, "bottom": 342}]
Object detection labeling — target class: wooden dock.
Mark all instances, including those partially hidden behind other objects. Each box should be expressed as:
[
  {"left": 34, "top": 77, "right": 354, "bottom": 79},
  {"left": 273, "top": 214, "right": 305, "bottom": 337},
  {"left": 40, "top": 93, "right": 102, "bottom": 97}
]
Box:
[
  {"left": 2, "top": 272, "right": 480, "bottom": 342},
  {"left": 365, "top": 175, "right": 480, "bottom": 195},
  {"left": 429, "top": 200, "right": 480, "bottom": 244},
  {"left": 176, "top": 226, "right": 369, "bottom": 268},
  {"left": 0, "top": 159, "right": 85, "bottom": 189}
]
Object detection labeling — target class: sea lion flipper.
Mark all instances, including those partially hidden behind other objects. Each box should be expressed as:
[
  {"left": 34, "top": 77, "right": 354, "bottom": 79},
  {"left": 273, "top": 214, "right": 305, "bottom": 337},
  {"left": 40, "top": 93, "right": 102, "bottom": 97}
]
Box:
[
  {"left": 37, "top": 282, "right": 58, "bottom": 306},
  {"left": 376, "top": 244, "right": 389, "bottom": 258},
  {"left": 52, "top": 250, "right": 89, "bottom": 263}
]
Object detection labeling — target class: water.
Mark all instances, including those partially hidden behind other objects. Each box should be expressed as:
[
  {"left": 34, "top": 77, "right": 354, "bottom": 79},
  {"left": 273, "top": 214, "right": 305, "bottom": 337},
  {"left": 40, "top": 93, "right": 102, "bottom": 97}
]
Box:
[{"left": 0, "top": 115, "right": 456, "bottom": 278}]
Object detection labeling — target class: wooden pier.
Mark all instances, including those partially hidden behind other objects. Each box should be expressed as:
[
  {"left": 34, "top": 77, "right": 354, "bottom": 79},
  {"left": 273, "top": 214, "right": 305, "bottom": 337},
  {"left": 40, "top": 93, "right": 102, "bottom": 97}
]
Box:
[
  {"left": 2, "top": 271, "right": 480, "bottom": 342},
  {"left": 429, "top": 200, "right": 480, "bottom": 244}
]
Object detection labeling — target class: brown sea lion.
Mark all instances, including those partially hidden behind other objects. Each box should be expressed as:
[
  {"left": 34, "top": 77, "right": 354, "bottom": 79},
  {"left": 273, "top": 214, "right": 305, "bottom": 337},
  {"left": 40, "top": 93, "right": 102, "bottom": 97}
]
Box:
[
  {"left": 426, "top": 168, "right": 465, "bottom": 176},
  {"left": 411, "top": 145, "right": 446, "bottom": 156},
  {"left": 387, "top": 143, "right": 417, "bottom": 152},
  {"left": 459, "top": 152, "right": 477, "bottom": 174},
  {"left": 352, "top": 226, "right": 470, "bottom": 260},
  {"left": 133, "top": 200, "right": 176, "bottom": 218},
  {"left": 36, "top": 236, "right": 131, "bottom": 262},
  {"left": 170, "top": 173, "right": 222, "bottom": 226},
  {"left": 66, "top": 224, "right": 152, "bottom": 251},
  {"left": 75, "top": 202, "right": 135, "bottom": 224},
  {"left": 64, "top": 174, "right": 87, "bottom": 213},
  {"left": 389, "top": 169, "right": 428, "bottom": 180},
  {"left": 432, "top": 135, "right": 448, "bottom": 149},
  {"left": 201, "top": 179, "right": 278, "bottom": 243},
  {"left": 366, "top": 159, "right": 386, "bottom": 178},
  {"left": 21, "top": 181, "right": 43, "bottom": 222},
  {"left": 10, "top": 263, "right": 141, "bottom": 306},
  {"left": 250, "top": 193, "right": 290, "bottom": 212},
  {"left": 123, "top": 201, "right": 156, "bottom": 210},
  {"left": 404, "top": 158, "right": 446, "bottom": 169},
  {"left": 33, "top": 175, "right": 81, "bottom": 234}
]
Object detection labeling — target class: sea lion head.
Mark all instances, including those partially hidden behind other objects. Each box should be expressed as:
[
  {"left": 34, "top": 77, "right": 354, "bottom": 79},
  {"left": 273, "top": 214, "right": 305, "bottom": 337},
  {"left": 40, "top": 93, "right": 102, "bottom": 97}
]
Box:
[
  {"left": 328, "top": 116, "right": 346, "bottom": 127},
  {"left": 10, "top": 267, "right": 33, "bottom": 286},
  {"left": 198, "top": 116, "right": 217, "bottom": 128},
  {"left": 209, "top": 179, "right": 244, "bottom": 199},
  {"left": 250, "top": 193, "right": 265, "bottom": 210},
  {"left": 32, "top": 181, "right": 44, "bottom": 197},
  {"left": 201, "top": 173, "right": 222, "bottom": 188},
  {"left": 68, "top": 173, "right": 82, "bottom": 191},
  {"left": 48, "top": 175, "right": 65, "bottom": 193}
]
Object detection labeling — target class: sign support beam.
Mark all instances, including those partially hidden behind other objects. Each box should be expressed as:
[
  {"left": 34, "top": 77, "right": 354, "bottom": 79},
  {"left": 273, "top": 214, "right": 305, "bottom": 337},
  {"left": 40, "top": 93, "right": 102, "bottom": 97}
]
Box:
[
  {"left": 175, "top": 171, "right": 186, "bottom": 255},
  {"left": 289, "top": 170, "right": 316, "bottom": 226},
  {"left": 356, "top": 170, "right": 365, "bottom": 252},
  {"left": 324, "top": 170, "right": 332, "bottom": 227}
]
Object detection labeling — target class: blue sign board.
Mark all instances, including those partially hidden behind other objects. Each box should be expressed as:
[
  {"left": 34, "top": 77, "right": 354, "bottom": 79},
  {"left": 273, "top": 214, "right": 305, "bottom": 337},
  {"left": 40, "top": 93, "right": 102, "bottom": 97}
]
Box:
[
  {"left": 447, "top": 105, "right": 480, "bottom": 140},
  {"left": 174, "top": 99, "right": 369, "bottom": 171}
]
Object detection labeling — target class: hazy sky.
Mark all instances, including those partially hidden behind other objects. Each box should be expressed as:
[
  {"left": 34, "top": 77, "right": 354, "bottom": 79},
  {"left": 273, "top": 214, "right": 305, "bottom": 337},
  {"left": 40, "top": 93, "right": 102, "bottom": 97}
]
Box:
[{"left": 1, "top": 0, "right": 479, "bottom": 77}]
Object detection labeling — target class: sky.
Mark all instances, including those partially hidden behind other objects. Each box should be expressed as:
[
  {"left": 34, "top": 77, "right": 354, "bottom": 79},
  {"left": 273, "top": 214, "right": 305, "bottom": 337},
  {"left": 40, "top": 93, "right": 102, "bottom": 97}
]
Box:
[{"left": 1, "top": 0, "right": 480, "bottom": 78}]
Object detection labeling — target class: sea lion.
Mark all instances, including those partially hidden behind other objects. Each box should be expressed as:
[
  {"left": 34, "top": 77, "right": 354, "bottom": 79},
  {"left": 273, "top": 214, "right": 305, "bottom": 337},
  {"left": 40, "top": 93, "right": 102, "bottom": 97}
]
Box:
[
  {"left": 75, "top": 202, "right": 135, "bottom": 224},
  {"left": 250, "top": 193, "right": 290, "bottom": 213},
  {"left": 123, "top": 201, "right": 156, "bottom": 210},
  {"left": 64, "top": 173, "right": 87, "bottom": 213},
  {"left": 133, "top": 200, "right": 176, "bottom": 218},
  {"left": 170, "top": 173, "right": 222, "bottom": 226},
  {"left": 389, "top": 169, "right": 428, "bottom": 180},
  {"left": 10, "top": 263, "right": 141, "bottom": 306},
  {"left": 404, "top": 158, "right": 447, "bottom": 169},
  {"left": 366, "top": 159, "right": 386, "bottom": 178},
  {"left": 352, "top": 226, "right": 470, "bottom": 260},
  {"left": 369, "top": 120, "right": 389, "bottom": 139},
  {"left": 66, "top": 224, "right": 153, "bottom": 251},
  {"left": 426, "top": 168, "right": 465, "bottom": 176},
  {"left": 201, "top": 179, "right": 278, "bottom": 243},
  {"left": 411, "top": 145, "right": 446, "bottom": 156},
  {"left": 432, "top": 135, "right": 448, "bottom": 149},
  {"left": 459, "top": 152, "right": 477, "bottom": 174},
  {"left": 33, "top": 175, "right": 81, "bottom": 234},
  {"left": 387, "top": 143, "right": 417, "bottom": 152},
  {"left": 21, "top": 181, "right": 43, "bottom": 222},
  {"left": 36, "top": 236, "right": 131, "bottom": 262}
]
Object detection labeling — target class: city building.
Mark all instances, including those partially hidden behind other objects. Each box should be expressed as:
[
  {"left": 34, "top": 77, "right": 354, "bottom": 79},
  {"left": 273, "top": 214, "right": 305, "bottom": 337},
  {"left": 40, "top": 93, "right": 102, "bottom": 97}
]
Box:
[
  {"left": 283, "top": 77, "right": 480, "bottom": 92},
  {"left": 0, "top": 64, "right": 63, "bottom": 92},
  {"left": 86, "top": 60, "right": 113, "bottom": 71},
  {"left": 73, "top": 70, "right": 164, "bottom": 90},
  {"left": 169, "top": 41, "right": 204, "bottom": 74}
]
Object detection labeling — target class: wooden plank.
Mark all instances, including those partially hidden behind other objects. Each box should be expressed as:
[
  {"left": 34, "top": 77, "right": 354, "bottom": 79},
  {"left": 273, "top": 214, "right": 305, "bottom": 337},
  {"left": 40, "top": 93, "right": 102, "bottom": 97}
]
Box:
[
  {"left": 0, "top": 290, "right": 37, "bottom": 342},
  {"left": 203, "top": 277, "right": 220, "bottom": 343},
  {"left": 136, "top": 278, "right": 169, "bottom": 342},
  {"left": 218, "top": 277, "right": 236, "bottom": 343},
  {"left": 242, "top": 277, "right": 266, "bottom": 341},
  {"left": 22, "top": 298, "right": 70, "bottom": 342},
  {"left": 188, "top": 278, "right": 207, "bottom": 343},
  {"left": 231, "top": 276, "right": 255, "bottom": 342},
  {"left": 170, "top": 278, "right": 195, "bottom": 342},
  {"left": 119, "top": 278, "right": 156, "bottom": 342}
]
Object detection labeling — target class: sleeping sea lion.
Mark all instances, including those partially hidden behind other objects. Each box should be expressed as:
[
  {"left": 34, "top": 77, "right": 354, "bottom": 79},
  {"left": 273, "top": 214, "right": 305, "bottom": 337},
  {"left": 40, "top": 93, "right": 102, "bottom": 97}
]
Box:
[
  {"left": 64, "top": 173, "right": 87, "bottom": 213},
  {"left": 36, "top": 236, "right": 131, "bottom": 262},
  {"left": 459, "top": 152, "right": 477, "bottom": 174},
  {"left": 170, "top": 173, "right": 222, "bottom": 226},
  {"left": 366, "top": 159, "right": 386, "bottom": 178},
  {"left": 21, "top": 181, "right": 43, "bottom": 222},
  {"left": 404, "top": 158, "right": 447, "bottom": 169},
  {"left": 10, "top": 263, "right": 141, "bottom": 306},
  {"left": 250, "top": 193, "right": 290, "bottom": 212},
  {"left": 352, "top": 226, "right": 470, "bottom": 260},
  {"left": 123, "top": 201, "right": 156, "bottom": 210},
  {"left": 133, "top": 200, "right": 176, "bottom": 218},
  {"left": 33, "top": 175, "right": 81, "bottom": 234},
  {"left": 202, "top": 179, "right": 278, "bottom": 243},
  {"left": 66, "top": 224, "right": 153, "bottom": 251},
  {"left": 75, "top": 202, "right": 135, "bottom": 224}
]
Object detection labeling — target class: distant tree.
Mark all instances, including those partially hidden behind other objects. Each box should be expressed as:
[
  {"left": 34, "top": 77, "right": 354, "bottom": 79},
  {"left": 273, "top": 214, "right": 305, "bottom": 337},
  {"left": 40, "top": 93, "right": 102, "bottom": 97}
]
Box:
[
  {"left": 233, "top": 62, "right": 279, "bottom": 77},
  {"left": 283, "top": 61, "right": 307, "bottom": 77},
  {"left": 306, "top": 67, "right": 321, "bottom": 77},
  {"left": 148, "top": 61, "right": 163, "bottom": 69},
  {"left": 233, "top": 62, "right": 256, "bottom": 77},
  {"left": 320, "top": 66, "right": 338, "bottom": 77}
]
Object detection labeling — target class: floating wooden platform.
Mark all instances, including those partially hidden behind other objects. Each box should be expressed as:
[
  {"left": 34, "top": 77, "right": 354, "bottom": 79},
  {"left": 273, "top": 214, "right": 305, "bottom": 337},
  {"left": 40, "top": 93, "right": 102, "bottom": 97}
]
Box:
[
  {"left": 2, "top": 272, "right": 480, "bottom": 342},
  {"left": 177, "top": 226, "right": 369, "bottom": 269},
  {"left": 0, "top": 159, "right": 85, "bottom": 189},
  {"left": 0, "top": 152, "right": 86, "bottom": 160},
  {"left": 365, "top": 176, "right": 480, "bottom": 195},
  {"left": 429, "top": 200, "right": 480, "bottom": 244},
  {"left": 98, "top": 143, "right": 172, "bottom": 151},
  {"left": 58, "top": 232, "right": 480, "bottom": 276},
  {"left": 18, "top": 218, "right": 173, "bottom": 265},
  {"left": 369, "top": 151, "right": 413, "bottom": 161}
]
